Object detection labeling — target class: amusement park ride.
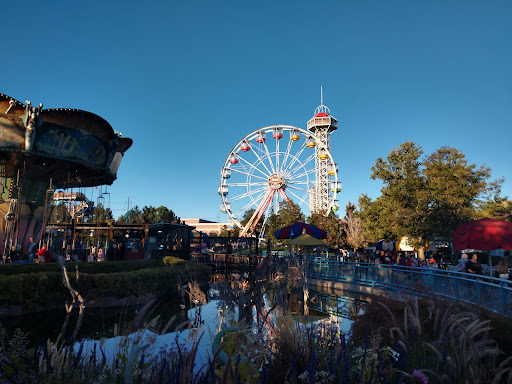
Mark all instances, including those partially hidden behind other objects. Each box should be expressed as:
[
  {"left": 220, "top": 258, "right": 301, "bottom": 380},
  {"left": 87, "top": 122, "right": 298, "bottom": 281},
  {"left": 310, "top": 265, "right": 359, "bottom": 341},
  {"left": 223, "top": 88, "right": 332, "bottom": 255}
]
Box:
[
  {"left": 219, "top": 89, "right": 341, "bottom": 238},
  {"left": 0, "top": 92, "right": 133, "bottom": 257}
]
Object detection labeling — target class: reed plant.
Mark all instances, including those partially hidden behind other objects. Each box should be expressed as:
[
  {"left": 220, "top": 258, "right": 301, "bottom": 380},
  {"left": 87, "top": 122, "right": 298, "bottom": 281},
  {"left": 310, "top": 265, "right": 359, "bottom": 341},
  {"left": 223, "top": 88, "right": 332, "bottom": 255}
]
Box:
[{"left": 2, "top": 254, "right": 512, "bottom": 383}]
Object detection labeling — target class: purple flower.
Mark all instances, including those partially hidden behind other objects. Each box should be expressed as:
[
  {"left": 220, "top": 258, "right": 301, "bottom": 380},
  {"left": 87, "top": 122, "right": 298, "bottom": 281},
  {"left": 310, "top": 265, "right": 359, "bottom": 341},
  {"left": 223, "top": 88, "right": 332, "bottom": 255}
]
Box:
[{"left": 412, "top": 370, "right": 428, "bottom": 384}]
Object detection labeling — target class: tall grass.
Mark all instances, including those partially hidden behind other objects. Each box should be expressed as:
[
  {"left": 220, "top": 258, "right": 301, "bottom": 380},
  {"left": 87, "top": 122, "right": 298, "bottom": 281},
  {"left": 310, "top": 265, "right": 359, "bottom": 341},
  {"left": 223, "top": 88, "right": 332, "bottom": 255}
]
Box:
[{"left": 1, "top": 255, "right": 512, "bottom": 383}]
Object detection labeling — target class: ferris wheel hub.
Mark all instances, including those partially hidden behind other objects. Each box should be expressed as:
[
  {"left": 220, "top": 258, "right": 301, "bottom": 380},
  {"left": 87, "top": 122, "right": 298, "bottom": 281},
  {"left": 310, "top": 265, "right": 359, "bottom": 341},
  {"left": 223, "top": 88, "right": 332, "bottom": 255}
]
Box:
[{"left": 268, "top": 173, "right": 285, "bottom": 190}]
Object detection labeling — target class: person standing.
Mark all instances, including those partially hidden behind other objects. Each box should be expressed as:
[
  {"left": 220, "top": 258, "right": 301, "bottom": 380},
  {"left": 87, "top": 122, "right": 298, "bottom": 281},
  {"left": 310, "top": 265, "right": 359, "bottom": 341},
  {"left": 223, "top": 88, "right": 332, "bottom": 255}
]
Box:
[{"left": 27, "top": 237, "right": 38, "bottom": 264}]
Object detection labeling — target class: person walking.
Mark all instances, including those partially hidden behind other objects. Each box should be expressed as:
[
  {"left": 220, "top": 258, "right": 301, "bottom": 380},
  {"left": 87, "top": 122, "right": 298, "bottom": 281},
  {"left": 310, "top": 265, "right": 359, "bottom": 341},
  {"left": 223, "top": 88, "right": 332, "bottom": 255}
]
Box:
[{"left": 27, "top": 237, "right": 37, "bottom": 264}]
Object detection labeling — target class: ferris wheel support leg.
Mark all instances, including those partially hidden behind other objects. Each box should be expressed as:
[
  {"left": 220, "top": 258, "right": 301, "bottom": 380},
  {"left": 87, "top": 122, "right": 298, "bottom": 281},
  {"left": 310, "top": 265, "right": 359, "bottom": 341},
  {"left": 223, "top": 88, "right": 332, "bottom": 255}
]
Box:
[
  {"left": 240, "top": 189, "right": 275, "bottom": 237},
  {"left": 278, "top": 189, "right": 292, "bottom": 203}
]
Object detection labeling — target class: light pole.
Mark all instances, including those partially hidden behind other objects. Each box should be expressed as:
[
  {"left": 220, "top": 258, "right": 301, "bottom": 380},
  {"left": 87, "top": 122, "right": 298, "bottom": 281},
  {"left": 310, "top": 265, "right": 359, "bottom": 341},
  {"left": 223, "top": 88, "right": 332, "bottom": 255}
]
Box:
[
  {"left": 337, "top": 220, "right": 342, "bottom": 251},
  {"left": 326, "top": 231, "right": 329, "bottom": 259}
]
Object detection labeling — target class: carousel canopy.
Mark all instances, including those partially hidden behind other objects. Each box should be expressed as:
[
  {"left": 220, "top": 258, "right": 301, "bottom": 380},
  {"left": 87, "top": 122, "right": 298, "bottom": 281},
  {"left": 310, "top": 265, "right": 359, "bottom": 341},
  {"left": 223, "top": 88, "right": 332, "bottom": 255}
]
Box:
[{"left": 274, "top": 222, "right": 327, "bottom": 239}]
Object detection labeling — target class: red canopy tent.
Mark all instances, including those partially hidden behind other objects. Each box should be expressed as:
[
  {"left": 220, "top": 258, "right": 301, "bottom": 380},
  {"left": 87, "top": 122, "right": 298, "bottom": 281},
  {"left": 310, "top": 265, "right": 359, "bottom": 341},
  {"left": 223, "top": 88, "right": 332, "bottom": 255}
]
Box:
[
  {"left": 453, "top": 218, "right": 512, "bottom": 272},
  {"left": 453, "top": 218, "right": 512, "bottom": 251}
]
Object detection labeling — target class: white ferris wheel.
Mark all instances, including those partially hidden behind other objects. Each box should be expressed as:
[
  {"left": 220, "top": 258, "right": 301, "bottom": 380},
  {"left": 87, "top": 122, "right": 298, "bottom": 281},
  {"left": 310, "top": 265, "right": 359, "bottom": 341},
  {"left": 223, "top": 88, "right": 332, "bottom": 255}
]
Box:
[{"left": 219, "top": 125, "right": 340, "bottom": 237}]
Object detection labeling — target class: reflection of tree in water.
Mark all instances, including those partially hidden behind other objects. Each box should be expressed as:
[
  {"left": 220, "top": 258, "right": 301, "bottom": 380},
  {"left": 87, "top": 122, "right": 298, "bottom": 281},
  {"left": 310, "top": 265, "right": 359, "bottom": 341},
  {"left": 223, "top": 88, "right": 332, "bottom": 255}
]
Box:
[{"left": 213, "top": 256, "right": 313, "bottom": 329}]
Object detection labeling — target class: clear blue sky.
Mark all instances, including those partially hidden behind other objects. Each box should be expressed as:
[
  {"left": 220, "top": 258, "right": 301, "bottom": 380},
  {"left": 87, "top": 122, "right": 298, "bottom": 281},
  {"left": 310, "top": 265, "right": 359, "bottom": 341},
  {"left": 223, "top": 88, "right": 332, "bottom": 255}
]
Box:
[{"left": 2, "top": 1, "right": 511, "bottom": 221}]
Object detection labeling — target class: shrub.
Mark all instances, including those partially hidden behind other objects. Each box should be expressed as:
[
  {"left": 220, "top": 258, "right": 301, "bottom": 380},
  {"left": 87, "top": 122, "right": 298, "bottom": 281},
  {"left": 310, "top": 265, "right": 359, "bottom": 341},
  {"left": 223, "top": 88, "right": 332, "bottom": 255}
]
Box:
[{"left": 0, "top": 259, "right": 211, "bottom": 308}]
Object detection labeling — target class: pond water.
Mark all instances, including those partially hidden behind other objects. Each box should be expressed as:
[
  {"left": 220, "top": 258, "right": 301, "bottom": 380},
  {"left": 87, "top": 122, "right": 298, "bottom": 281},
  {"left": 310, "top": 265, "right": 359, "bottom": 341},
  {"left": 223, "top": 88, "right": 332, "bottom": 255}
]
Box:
[
  {"left": 72, "top": 285, "right": 364, "bottom": 373},
  {"left": 2, "top": 276, "right": 367, "bottom": 371}
]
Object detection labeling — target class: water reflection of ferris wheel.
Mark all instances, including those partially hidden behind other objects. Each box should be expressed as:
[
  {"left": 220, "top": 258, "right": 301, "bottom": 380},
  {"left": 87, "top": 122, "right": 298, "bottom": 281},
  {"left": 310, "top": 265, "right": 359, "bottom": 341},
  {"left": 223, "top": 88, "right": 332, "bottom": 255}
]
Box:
[{"left": 219, "top": 125, "right": 339, "bottom": 237}]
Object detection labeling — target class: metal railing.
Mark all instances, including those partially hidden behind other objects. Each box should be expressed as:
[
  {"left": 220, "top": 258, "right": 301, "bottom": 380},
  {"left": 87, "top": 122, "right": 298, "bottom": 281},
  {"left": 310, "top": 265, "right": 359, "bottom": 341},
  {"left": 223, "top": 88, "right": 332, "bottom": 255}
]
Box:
[{"left": 303, "top": 260, "right": 512, "bottom": 316}]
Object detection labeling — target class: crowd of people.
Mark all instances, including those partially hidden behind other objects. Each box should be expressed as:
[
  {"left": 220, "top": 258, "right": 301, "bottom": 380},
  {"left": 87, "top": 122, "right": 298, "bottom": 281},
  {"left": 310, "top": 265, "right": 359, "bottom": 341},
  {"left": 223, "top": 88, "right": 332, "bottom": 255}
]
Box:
[
  {"left": 337, "top": 249, "right": 512, "bottom": 280},
  {"left": 2, "top": 237, "right": 128, "bottom": 264}
]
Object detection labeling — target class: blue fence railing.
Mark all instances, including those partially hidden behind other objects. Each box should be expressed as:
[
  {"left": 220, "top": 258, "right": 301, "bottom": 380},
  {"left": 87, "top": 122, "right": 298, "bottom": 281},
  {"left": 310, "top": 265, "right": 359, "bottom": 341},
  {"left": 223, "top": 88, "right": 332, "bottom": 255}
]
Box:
[{"left": 302, "top": 260, "right": 512, "bottom": 316}]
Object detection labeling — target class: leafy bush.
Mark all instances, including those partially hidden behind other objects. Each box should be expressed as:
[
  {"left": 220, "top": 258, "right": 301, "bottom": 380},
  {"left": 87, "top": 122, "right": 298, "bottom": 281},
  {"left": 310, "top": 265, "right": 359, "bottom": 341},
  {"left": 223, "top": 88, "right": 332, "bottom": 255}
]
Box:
[
  {"left": 0, "top": 272, "right": 67, "bottom": 308},
  {"left": 0, "top": 258, "right": 211, "bottom": 308},
  {"left": 0, "top": 259, "right": 165, "bottom": 276}
]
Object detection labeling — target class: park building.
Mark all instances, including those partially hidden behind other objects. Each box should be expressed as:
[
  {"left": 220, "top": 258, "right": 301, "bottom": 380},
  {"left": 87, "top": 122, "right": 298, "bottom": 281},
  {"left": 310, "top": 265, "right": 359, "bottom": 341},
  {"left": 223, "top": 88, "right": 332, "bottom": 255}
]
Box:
[{"left": 181, "top": 218, "right": 234, "bottom": 236}]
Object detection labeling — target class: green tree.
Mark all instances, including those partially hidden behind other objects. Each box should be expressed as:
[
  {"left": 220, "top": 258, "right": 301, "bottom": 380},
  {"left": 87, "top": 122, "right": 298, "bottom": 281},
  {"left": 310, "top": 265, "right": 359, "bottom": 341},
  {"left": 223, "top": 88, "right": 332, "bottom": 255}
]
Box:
[
  {"left": 50, "top": 202, "right": 71, "bottom": 223},
  {"left": 308, "top": 211, "right": 341, "bottom": 248},
  {"left": 93, "top": 203, "right": 113, "bottom": 223},
  {"left": 141, "top": 205, "right": 180, "bottom": 224},
  {"left": 475, "top": 178, "right": 512, "bottom": 222},
  {"left": 266, "top": 200, "right": 305, "bottom": 244},
  {"left": 240, "top": 208, "right": 261, "bottom": 235},
  {"left": 369, "top": 141, "right": 427, "bottom": 243},
  {"left": 359, "top": 142, "right": 499, "bottom": 245},
  {"left": 422, "top": 146, "right": 491, "bottom": 238},
  {"left": 117, "top": 206, "right": 143, "bottom": 224},
  {"left": 219, "top": 225, "right": 239, "bottom": 237},
  {"left": 358, "top": 194, "right": 395, "bottom": 243}
]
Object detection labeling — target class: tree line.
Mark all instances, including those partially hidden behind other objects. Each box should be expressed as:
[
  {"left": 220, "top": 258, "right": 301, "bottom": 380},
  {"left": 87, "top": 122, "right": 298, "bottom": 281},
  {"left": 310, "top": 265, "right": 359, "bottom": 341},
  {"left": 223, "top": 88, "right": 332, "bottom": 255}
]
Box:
[
  {"left": 220, "top": 141, "right": 511, "bottom": 250},
  {"left": 50, "top": 141, "right": 511, "bottom": 249},
  {"left": 51, "top": 204, "right": 182, "bottom": 225},
  {"left": 357, "top": 142, "right": 511, "bottom": 247}
]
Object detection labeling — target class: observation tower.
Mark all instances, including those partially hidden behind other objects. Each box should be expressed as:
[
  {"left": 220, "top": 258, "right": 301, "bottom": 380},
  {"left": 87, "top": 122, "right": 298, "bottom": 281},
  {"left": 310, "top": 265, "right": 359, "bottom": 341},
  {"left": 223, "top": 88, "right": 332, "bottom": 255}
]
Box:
[
  {"left": 307, "top": 88, "right": 339, "bottom": 214},
  {"left": 218, "top": 88, "right": 340, "bottom": 238}
]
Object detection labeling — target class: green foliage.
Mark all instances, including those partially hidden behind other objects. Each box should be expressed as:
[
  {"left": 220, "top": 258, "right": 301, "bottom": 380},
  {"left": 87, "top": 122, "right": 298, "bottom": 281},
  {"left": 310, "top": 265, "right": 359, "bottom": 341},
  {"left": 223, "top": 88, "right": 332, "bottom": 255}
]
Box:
[
  {"left": 116, "top": 205, "right": 180, "bottom": 224},
  {"left": 422, "top": 146, "right": 491, "bottom": 239},
  {"left": 0, "top": 259, "right": 211, "bottom": 307},
  {"left": 475, "top": 178, "right": 512, "bottom": 222},
  {"left": 359, "top": 142, "right": 497, "bottom": 244},
  {"left": 477, "top": 199, "right": 512, "bottom": 222},
  {"left": 241, "top": 208, "right": 260, "bottom": 233},
  {"left": 93, "top": 203, "right": 113, "bottom": 223},
  {"left": 0, "top": 272, "right": 66, "bottom": 308},
  {"left": 50, "top": 202, "right": 70, "bottom": 223},
  {"left": 0, "top": 260, "right": 163, "bottom": 276},
  {"left": 117, "top": 205, "right": 143, "bottom": 224},
  {"left": 141, "top": 206, "right": 180, "bottom": 224},
  {"left": 357, "top": 194, "right": 393, "bottom": 243},
  {"left": 219, "top": 225, "right": 238, "bottom": 237},
  {"left": 308, "top": 211, "right": 342, "bottom": 248},
  {"left": 370, "top": 142, "right": 427, "bottom": 242},
  {"left": 266, "top": 200, "right": 305, "bottom": 243}
]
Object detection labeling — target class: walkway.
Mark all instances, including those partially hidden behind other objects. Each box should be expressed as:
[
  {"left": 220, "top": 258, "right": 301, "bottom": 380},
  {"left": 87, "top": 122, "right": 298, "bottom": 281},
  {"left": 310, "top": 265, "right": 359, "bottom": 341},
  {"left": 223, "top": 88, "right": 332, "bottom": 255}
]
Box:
[
  {"left": 191, "top": 253, "right": 512, "bottom": 316},
  {"left": 304, "top": 260, "right": 512, "bottom": 316}
]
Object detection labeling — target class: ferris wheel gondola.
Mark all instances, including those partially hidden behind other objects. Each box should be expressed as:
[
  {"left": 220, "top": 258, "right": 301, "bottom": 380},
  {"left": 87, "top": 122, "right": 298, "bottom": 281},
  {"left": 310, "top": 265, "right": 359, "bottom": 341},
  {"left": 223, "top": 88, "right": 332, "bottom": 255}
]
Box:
[{"left": 219, "top": 125, "right": 338, "bottom": 237}]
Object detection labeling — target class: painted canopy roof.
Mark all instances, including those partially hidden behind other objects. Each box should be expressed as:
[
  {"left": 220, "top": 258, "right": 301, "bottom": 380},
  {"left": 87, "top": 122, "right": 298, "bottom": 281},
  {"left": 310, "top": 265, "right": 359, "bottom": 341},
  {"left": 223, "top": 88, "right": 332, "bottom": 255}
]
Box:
[{"left": 274, "top": 222, "right": 327, "bottom": 239}]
